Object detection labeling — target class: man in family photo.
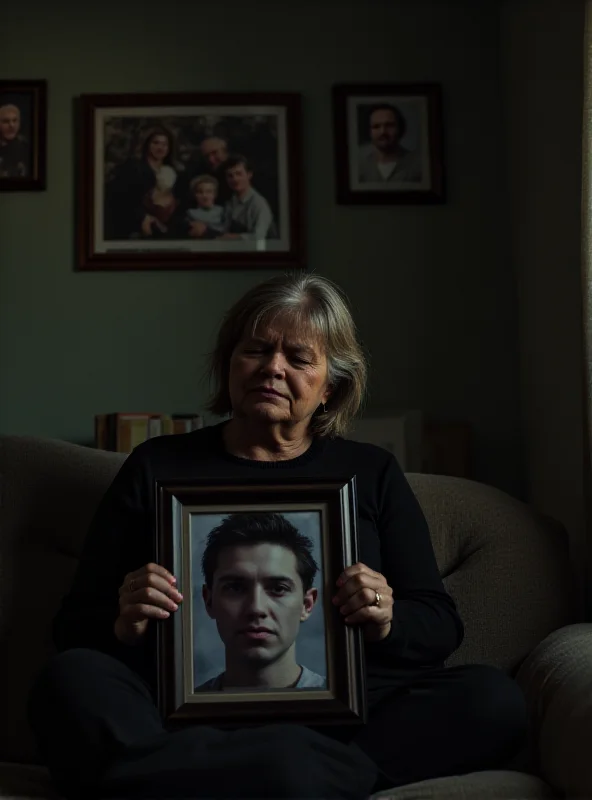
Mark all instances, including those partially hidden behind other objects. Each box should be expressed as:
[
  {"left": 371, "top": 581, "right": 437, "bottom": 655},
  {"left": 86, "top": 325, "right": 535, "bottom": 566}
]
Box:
[
  {"left": 0, "top": 101, "right": 29, "bottom": 178},
  {"left": 195, "top": 512, "right": 326, "bottom": 691},
  {"left": 357, "top": 102, "right": 422, "bottom": 184}
]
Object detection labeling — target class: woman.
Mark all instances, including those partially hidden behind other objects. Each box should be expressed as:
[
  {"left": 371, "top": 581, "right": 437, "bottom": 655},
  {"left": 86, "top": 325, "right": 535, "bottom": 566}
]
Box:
[
  {"left": 28, "top": 274, "right": 527, "bottom": 799},
  {"left": 105, "top": 126, "right": 179, "bottom": 239}
]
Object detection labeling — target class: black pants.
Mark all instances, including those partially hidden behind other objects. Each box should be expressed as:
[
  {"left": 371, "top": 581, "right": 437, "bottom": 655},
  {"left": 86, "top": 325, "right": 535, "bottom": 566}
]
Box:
[{"left": 27, "top": 649, "right": 527, "bottom": 800}]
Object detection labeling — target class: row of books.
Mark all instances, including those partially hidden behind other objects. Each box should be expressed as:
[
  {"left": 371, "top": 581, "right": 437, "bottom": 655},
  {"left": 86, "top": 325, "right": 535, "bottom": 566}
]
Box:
[{"left": 95, "top": 412, "right": 204, "bottom": 453}]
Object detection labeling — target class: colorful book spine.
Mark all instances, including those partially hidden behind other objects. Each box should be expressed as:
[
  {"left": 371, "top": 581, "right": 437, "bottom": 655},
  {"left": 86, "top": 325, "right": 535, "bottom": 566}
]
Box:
[{"left": 94, "top": 412, "right": 203, "bottom": 452}]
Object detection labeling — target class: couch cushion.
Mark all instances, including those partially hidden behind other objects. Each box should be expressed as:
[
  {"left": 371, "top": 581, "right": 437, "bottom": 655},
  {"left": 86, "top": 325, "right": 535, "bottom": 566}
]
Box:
[
  {"left": 370, "top": 769, "right": 555, "bottom": 800},
  {"left": 0, "top": 436, "right": 125, "bottom": 764},
  {"left": 406, "top": 474, "right": 575, "bottom": 675},
  {"left": 0, "top": 762, "right": 58, "bottom": 798},
  {"left": 516, "top": 623, "right": 592, "bottom": 799}
]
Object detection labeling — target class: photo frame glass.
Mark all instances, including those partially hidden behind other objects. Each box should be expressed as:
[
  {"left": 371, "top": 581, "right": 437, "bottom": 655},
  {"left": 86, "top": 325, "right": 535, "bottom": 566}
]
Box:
[
  {"left": 347, "top": 94, "right": 432, "bottom": 193},
  {"left": 79, "top": 94, "right": 303, "bottom": 270},
  {"left": 333, "top": 83, "right": 444, "bottom": 205},
  {"left": 156, "top": 479, "right": 366, "bottom": 728},
  {"left": 0, "top": 80, "right": 46, "bottom": 191},
  {"left": 190, "top": 507, "right": 327, "bottom": 693}
]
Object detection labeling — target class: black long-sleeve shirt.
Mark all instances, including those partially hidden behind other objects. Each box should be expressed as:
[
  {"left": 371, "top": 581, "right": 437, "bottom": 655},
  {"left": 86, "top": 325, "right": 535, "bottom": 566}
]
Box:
[{"left": 53, "top": 423, "right": 464, "bottom": 693}]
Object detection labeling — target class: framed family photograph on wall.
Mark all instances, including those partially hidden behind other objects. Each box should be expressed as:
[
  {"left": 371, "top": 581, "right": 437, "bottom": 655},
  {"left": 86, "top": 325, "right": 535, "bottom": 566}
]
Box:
[
  {"left": 155, "top": 477, "right": 366, "bottom": 727},
  {"left": 333, "top": 83, "right": 444, "bottom": 205},
  {"left": 0, "top": 80, "right": 47, "bottom": 191},
  {"left": 77, "top": 92, "right": 303, "bottom": 271}
]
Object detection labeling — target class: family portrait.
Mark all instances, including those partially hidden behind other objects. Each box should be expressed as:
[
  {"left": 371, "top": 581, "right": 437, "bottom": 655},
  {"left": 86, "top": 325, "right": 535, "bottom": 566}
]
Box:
[
  {"left": 79, "top": 93, "right": 302, "bottom": 270},
  {"left": 0, "top": 80, "right": 46, "bottom": 191},
  {"left": 190, "top": 510, "right": 327, "bottom": 693},
  {"left": 333, "top": 83, "right": 444, "bottom": 205}
]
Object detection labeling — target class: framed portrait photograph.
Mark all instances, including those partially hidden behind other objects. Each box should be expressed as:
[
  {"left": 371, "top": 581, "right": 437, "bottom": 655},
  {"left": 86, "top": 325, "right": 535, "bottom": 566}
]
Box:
[
  {"left": 333, "top": 83, "right": 444, "bottom": 205},
  {"left": 0, "top": 80, "right": 47, "bottom": 191},
  {"left": 155, "top": 477, "right": 366, "bottom": 727},
  {"left": 77, "top": 92, "right": 304, "bottom": 271}
]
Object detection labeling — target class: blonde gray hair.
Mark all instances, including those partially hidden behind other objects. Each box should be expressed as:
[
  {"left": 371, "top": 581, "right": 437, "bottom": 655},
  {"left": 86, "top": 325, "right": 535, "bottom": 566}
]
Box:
[{"left": 206, "top": 273, "right": 368, "bottom": 437}]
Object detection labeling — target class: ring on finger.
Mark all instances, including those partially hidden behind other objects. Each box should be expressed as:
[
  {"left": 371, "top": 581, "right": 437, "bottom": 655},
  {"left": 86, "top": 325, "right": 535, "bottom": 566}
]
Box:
[
  {"left": 129, "top": 578, "right": 136, "bottom": 593},
  {"left": 372, "top": 590, "right": 381, "bottom": 608}
]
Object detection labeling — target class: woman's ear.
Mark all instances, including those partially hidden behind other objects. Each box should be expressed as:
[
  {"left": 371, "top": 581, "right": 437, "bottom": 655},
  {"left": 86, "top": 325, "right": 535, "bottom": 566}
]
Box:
[{"left": 322, "top": 383, "right": 334, "bottom": 405}]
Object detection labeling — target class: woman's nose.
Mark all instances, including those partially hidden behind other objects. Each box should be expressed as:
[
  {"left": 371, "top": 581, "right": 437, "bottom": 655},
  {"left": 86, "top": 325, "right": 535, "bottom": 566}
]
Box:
[{"left": 261, "top": 352, "right": 286, "bottom": 376}]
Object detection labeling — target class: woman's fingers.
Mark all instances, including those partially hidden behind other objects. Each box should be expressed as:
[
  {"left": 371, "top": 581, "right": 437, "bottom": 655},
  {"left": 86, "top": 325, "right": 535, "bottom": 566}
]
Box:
[
  {"left": 119, "top": 564, "right": 182, "bottom": 603},
  {"left": 120, "top": 602, "right": 172, "bottom": 621},
  {"left": 338, "top": 584, "right": 392, "bottom": 617},
  {"left": 125, "top": 562, "right": 177, "bottom": 586},
  {"left": 332, "top": 572, "right": 384, "bottom": 609},
  {"left": 336, "top": 562, "right": 382, "bottom": 587},
  {"left": 120, "top": 585, "right": 180, "bottom": 614}
]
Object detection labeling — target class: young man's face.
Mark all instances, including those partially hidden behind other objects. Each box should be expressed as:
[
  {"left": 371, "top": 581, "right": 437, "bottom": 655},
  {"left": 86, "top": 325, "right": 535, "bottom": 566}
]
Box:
[
  {"left": 203, "top": 543, "right": 317, "bottom": 670},
  {"left": 195, "top": 181, "right": 217, "bottom": 209},
  {"left": 0, "top": 106, "right": 20, "bottom": 142},
  {"left": 226, "top": 164, "right": 252, "bottom": 195}
]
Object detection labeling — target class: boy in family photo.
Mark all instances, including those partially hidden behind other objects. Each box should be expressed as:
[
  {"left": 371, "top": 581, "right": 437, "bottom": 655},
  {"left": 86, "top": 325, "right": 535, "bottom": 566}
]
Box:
[
  {"left": 186, "top": 174, "right": 225, "bottom": 238},
  {"left": 195, "top": 512, "right": 326, "bottom": 692}
]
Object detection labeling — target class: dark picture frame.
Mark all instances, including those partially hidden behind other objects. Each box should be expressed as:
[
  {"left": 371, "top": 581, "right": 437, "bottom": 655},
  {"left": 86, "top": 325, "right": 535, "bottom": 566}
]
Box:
[
  {"left": 333, "top": 83, "right": 445, "bottom": 205},
  {"left": 77, "top": 92, "right": 304, "bottom": 271},
  {"left": 0, "top": 80, "right": 47, "bottom": 192},
  {"left": 155, "top": 477, "right": 366, "bottom": 727}
]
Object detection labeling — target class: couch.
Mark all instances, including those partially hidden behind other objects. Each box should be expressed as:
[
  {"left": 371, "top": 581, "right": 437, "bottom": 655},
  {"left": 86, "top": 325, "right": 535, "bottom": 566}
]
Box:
[{"left": 0, "top": 434, "right": 590, "bottom": 800}]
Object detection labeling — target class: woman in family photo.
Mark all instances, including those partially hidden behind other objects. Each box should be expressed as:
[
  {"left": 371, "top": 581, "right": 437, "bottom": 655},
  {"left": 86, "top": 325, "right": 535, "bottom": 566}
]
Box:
[{"left": 104, "top": 126, "right": 179, "bottom": 239}]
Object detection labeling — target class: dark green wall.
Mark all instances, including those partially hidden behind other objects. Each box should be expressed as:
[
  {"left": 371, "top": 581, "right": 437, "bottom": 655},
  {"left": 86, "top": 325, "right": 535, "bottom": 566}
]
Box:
[{"left": 0, "top": 0, "right": 523, "bottom": 494}]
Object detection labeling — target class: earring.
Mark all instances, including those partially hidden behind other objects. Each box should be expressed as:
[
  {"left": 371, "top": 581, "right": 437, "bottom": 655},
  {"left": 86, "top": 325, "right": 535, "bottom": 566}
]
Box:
[{"left": 323, "top": 403, "right": 327, "bottom": 413}]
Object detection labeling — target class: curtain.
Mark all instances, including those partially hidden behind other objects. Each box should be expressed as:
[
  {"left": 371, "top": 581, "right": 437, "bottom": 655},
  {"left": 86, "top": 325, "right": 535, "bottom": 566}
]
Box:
[{"left": 581, "top": 0, "right": 592, "bottom": 618}]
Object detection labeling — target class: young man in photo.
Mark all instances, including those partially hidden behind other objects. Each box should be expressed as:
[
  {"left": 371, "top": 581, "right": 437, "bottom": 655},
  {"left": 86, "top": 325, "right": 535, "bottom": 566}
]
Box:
[
  {"left": 219, "top": 154, "right": 277, "bottom": 241},
  {"left": 196, "top": 512, "right": 326, "bottom": 691}
]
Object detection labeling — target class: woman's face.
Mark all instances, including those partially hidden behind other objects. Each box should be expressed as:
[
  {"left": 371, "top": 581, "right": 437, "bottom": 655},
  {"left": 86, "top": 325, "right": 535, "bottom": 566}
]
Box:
[
  {"left": 148, "top": 134, "right": 169, "bottom": 162},
  {"left": 228, "top": 321, "right": 331, "bottom": 429}
]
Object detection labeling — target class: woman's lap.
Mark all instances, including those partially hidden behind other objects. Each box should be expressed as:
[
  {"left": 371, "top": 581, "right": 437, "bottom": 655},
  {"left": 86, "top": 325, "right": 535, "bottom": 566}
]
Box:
[
  {"left": 357, "top": 663, "right": 528, "bottom": 789},
  {"left": 28, "top": 650, "right": 527, "bottom": 798}
]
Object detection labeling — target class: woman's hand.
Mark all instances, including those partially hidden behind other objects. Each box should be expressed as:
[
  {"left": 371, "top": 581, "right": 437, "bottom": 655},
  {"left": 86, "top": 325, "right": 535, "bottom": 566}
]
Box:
[
  {"left": 332, "top": 563, "right": 393, "bottom": 643},
  {"left": 114, "top": 563, "right": 183, "bottom": 645}
]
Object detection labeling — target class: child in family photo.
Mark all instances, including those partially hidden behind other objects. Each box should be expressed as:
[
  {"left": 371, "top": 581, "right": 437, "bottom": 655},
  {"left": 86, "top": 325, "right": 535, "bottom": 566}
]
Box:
[{"left": 186, "top": 174, "right": 225, "bottom": 238}]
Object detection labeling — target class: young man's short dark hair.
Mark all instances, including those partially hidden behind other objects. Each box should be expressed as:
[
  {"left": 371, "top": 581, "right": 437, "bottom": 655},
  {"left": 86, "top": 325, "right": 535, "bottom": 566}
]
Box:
[
  {"left": 202, "top": 512, "right": 318, "bottom": 591},
  {"left": 224, "top": 153, "right": 252, "bottom": 173}
]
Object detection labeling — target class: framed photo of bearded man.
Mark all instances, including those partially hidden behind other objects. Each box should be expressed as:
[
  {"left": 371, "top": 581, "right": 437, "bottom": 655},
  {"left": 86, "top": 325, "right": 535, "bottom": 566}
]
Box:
[
  {"left": 155, "top": 477, "right": 367, "bottom": 728},
  {"left": 0, "top": 80, "right": 47, "bottom": 191},
  {"left": 333, "top": 83, "right": 444, "bottom": 205}
]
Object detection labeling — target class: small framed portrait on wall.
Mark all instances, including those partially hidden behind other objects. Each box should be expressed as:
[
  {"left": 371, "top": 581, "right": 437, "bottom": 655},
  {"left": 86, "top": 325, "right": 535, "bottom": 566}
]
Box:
[
  {"left": 333, "top": 83, "right": 444, "bottom": 205},
  {"left": 155, "top": 477, "right": 366, "bottom": 728},
  {"left": 0, "top": 80, "right": 47, "bottom": 191},
  {"left": 77, "top": 92, "right": 304, "bottom": 271}
]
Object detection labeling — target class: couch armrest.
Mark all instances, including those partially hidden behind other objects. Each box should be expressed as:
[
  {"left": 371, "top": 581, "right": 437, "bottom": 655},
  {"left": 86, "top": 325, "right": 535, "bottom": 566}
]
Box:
[{"left": 515, "top": 623, "right": 592, "bottom": 798}]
